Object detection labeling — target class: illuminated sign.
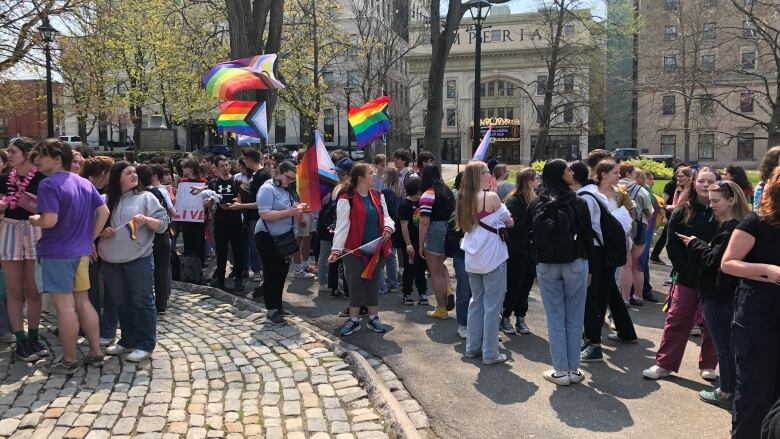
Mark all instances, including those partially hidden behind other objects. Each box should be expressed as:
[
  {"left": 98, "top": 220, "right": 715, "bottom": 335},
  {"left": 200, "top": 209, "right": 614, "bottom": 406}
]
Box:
[{"left": 471, "top": 118, "right": 521, "bottom": 142}]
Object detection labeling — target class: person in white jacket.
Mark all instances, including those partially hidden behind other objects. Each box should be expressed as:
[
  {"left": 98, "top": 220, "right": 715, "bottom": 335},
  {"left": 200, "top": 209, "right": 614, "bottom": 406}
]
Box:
[
  {"left": 328, "top": 163, "right": 394, "bottom": 337},
  {"left": 456, "top": 161, "right": 514, "bottom": 365}
]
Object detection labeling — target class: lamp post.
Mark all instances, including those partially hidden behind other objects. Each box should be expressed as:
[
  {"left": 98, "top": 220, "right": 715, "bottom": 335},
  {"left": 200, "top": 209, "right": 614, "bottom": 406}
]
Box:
[
  {"left": 336, "top": 103, "right": 341, "bottom": 149},
  {"left": 344, "top": 85, "right": 353, "bottom": 159},
  {"left": 38, "top": 17, "right": 58, "bottom": 138},
  {"left": 468, "top": 0, "right": 491, "bottom": 155}
]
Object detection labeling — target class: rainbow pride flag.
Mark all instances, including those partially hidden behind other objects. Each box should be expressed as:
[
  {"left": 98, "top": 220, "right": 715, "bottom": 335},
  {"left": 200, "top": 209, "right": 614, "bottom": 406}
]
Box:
[
  {"left": 314, "top": 131, "right": 338, "bottom": 185},
  {"left": 357, "top": 237, "right": 385, "bottom": 280},
  {"left": 348, "top": 96, "right": 391, "bottom": 149},
  {"left": 297, "top": 131, "right": 339, "bottom": 212},
  {"left": 124, "top": 219, "right": 138, "bottom": 240},
  {"left": 216, "top": 101, "right": 268, "bottom": 140},
  {"left": 201, "top": 54, "right": 285, "bottom": 100},
  {"left": 472, "top": 126, "right": 492, "bottom": 161}
]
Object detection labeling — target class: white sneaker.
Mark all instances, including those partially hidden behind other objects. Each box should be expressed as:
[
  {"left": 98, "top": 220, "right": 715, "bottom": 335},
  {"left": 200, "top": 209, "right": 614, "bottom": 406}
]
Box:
[
  {"left": 543, "top": 369, "right": 571, "bottom": 386},
  {"left": 99, "top": 337, "right": 114, "bottom": 347},
  {"left": 252, "top": 275, "right": 263, "bottom": 282},
  {"left": 105, "top": 344, "right": 132, "bottom": 355},
  {"left": 643, "top": 365, "right": 672, "bottom": 380},
  {"left": 294, "top": 270, "right": 315, "bottom": 279},
  {"left": 125, "top": 349, "right": 151, "bottom": 362},
  {"left": 0, "top": 333, "right": 15, "bottom": 343},
  {"left": 457, "top": 325, "right": 467, "bottom": 339},
  {"left": 690, "top": 326, "right": 702, "bottom": 337},
  {"left": 700, "top": 369, "right": 718, "bottom": 381},
  {"left": 569, "top": 369, "right": 586, "bottom": 384}
]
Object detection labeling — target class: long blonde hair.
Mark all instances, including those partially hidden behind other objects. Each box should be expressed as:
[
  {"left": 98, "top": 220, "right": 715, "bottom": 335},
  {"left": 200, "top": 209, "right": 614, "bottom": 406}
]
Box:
[
  {"left": 383, "top": 166, "right": 401, "bottom": 197},
  {"left": 709, "top": 180, "right": 751, "bottom": 222},
  {"left": 506, "top": 167, "right": 537, "bottom": 205},
  {"left": 455, "top": 161, "right": 486, "bottom": 233}
]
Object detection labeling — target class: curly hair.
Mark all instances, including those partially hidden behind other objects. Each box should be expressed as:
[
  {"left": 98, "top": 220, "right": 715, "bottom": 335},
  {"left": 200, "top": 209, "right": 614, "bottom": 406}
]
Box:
[{"left": 758, "top": 167, "right": 780, "bottom": 227}]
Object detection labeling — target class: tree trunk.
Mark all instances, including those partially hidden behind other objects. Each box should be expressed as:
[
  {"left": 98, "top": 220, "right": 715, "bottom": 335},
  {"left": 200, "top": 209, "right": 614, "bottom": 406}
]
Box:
[
  {"left": 683, "top": 97, "right": 691, "bottom": 161},
  {"left": 131, "top": 105, "right": 142, "bottom": 151},
  {"left": 98, "top": 113, "right": 108, "bottom": 147},
  {"left": 77, "top": 115, "right": 88, "bottom": 141},
  {"left": 530, "top": 5, "right": 565, "bottom": 162}
]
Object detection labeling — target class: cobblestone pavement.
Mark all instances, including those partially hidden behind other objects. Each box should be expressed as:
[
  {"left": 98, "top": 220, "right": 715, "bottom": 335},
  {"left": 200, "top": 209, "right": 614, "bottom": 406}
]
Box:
[{"left": 0, "top": 291, "right": 393, "bottom": 439}]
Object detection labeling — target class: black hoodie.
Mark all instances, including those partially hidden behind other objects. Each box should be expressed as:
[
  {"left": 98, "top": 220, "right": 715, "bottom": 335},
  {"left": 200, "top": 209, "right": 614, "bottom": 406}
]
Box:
[{"left": 686, "top": 219, "right": 740, "bottom": 301}]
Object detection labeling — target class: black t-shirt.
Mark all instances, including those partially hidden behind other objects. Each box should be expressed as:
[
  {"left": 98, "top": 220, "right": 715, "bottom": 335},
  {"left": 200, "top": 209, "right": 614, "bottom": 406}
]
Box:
[
  {"left": 662, "top": 179, "right": 677, "bottom": 205},
  {"left": 736, "top": 212, "right": 780, "bottom": 266},
  {"left": 240, "top": 168, "right": 271, "bottom": 222},
  {"left": 398, "top": 198, "right": 421, "bottom": 248},
  {"left": 0, "top": 171, "right": 46, "bottom": 220},
  {"left": 210, "top": 176, "right": 242, "bottom": 222}
]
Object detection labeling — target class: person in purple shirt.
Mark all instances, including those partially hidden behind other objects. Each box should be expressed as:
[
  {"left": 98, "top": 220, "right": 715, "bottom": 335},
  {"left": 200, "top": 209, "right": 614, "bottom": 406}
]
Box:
[{"left": 29, "top": 139, "right": 110, "bottom": 375}]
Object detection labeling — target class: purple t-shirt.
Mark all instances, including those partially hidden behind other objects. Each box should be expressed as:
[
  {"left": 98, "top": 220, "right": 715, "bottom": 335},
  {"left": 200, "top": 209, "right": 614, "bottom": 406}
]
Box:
[{"left": 36, "top": 172, "right": 105, "bottom": 258}]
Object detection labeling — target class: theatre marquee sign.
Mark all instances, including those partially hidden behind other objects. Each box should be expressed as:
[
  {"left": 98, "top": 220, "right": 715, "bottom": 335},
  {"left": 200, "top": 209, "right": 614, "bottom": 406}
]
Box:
[{"left": 471, "top": 117, "right": 521, "bottom": 142}]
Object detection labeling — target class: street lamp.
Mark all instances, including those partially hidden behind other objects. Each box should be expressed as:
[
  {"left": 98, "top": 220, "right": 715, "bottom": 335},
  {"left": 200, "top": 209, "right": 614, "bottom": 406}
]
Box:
[
  {"left": 344, "top": 85, "right": 353, "bottom": 159},
  {"left": 38, "top": 17, "right": 58, "bottom": 138},
  {"left": 468, "top": 0, "right": 491, "bottom": 155}
]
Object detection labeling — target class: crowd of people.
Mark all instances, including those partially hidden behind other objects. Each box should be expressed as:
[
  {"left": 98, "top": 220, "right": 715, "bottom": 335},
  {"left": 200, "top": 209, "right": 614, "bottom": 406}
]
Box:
[{"left": 0, "top": 136, "right": 779, "bottom": 438}]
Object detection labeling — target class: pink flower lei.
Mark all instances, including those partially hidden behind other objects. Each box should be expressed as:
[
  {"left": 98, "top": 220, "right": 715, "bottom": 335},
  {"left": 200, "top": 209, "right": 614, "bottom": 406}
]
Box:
[{"left": 2, "top": 166, "right": 37, "bottom": 209}]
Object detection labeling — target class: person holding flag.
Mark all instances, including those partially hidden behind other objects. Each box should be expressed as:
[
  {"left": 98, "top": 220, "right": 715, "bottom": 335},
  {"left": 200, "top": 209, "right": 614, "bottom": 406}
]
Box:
[{"left": 328, "top": 163, "right": 395, "bottom": 336}]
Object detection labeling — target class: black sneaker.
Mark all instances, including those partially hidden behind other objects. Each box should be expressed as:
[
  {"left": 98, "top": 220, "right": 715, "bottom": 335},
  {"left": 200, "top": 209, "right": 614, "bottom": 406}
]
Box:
[
  {"left": 15, "top": 340, "right": 40, "bottom": 362},
  {"left": 580, "top": 344, "right": 604, "bottom": 363},
  {"left": 278, "top": 308, "right": 292, "bottom": 317},
  {"left": 267, "top": 310, "right": 287, "bottom": 325},
  {"left": 499, "top": 318, "right": 516, "bottom": 334},
  {"left": 338, "top": 307, "right": 350, "bottom": 317},
  {"left": 402, "top": 294, "right": 415, "bottom": 305},
  {"left": 580, "top": 338, "right": 590, "bottom": 352},
  {"left": 649, "top": 256, "right": 666, "bottom": 265},
  {"left": 30, "top": 339, "right": 49, "bottom": 357},
  {"left": 233, "top": 278, "right": 244, "bottom": 292},
  {"left": 418, "top": 294, "right": 429, "bottom": 306},
  {"left": 446, "top": 293, "right": 455, "bottom": 311},
  {"left": 45, "top": 359, "right": 80, "bottom": 375},
  {"left": 212, "top": 278, "right": 226, "bottom": 290},
  {"left": 330, "top": 289, "right": 344, "bottom": 298},
  {"left": 339, "top": 319, "right": 361, "bottom": 336},
  {"left": 515, "top": 317, "right": 531, "bottom": 335},
  {"left": 629, "top": 296, "right": 644, "bottom": 307}
]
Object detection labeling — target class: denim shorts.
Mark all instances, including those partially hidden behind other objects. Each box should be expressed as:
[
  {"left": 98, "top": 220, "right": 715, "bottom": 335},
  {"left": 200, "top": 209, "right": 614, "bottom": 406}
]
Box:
[
  {"left": 36, "top": 256, "right": 90, "bottom": 293},
  {"left": 425, "top": 220, "right": 448, "bottom": 256}
]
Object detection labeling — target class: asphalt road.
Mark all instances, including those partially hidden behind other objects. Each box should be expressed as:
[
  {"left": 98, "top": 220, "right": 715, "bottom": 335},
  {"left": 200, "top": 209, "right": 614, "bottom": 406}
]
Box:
[{"left": 264, "top": 256, "right": 732, "bottom": 439}]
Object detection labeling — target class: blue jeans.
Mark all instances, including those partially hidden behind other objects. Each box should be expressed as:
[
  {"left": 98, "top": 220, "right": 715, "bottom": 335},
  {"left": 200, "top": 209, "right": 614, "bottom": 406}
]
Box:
[
  {"left": 466, "top": 262, "right": 507, "bottom": 360},
  {"left": 703, "top": 297, "right": 735, "bottom": 393},
  {"left": 244, "top": 219, "right": 262, "bottom": 273},
  {"left": 378, "top": 248, "right": 398, "bottom": 292},
  {"left": 537, "top": 258, "right": 588, "bottom": 371},
  {"left": 102, "top": 256, "right": 157, "bottom": 352},
  {"left": 88, "top": 261, "right": 118, "bottom": 340},
  {"left": 453, "top": 255, "right": 471, "bottom": 327}
]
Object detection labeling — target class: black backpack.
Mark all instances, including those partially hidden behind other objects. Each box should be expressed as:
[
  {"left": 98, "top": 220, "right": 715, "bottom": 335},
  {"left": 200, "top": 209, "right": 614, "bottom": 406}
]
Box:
[
  {"left": 316, "top": 197, "right": 337, "bottom": 241},
  {"left": 531, "top": 198, "right": 582, "bottom": 264},
  {"left": 580, "top": 191, "right": 628, "bottom": 268}
]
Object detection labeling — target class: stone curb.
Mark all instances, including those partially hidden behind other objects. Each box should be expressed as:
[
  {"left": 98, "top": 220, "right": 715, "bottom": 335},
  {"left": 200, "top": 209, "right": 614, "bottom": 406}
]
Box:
[{"left": 172, "top": 281, "right": 432, "bottom": 439}]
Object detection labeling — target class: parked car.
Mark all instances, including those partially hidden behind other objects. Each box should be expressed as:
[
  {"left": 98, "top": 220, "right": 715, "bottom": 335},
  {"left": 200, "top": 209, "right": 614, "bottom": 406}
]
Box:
[
  {"left": 195, "top": 145, "right": 233, "bottom": 157},
  {"left": 349, "top": 149, "right": 365, "bottom": 161},
  {"left": 59, "top": 136, "right": 83, "bottom": 144},
  {"left": 612, "top": 148, "right": 640, "bottom": 162}
]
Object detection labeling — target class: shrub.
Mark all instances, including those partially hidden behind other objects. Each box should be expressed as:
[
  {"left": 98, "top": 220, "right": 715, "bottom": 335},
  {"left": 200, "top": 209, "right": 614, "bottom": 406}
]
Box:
[
  {"left": 531, "top": 160, "right": 546, "bottom": 174},
  {"left": 625, "top": 158, "right": 674, "bottom": 180}
]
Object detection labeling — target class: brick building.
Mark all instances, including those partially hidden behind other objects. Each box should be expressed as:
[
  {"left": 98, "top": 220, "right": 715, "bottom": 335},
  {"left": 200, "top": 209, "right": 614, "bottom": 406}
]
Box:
[{"left": 0, "top": 79, "right": 64, "bottom": 148}]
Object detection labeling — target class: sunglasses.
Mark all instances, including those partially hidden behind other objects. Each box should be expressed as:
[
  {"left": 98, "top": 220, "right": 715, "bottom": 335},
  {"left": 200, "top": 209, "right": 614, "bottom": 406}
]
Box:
[
  {"left": 8, "top": 137, "right": 33, "bottom": 151},
  {"left": 714, "top": 180, "right": 734, "bottom": 196}
]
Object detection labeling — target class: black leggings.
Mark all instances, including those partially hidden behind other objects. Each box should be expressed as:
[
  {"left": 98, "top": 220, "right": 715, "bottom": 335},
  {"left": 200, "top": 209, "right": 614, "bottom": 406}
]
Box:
[
  {"left": 583, "top": 246, "right": 637, "bottom": 344},
  {"left": 214, "top": 218, "right": 244, "bottom": 281},
  {"left": 650, "top": 223, "right": 668, "bottom": 259},
  {"left": 256, "top": 232, "right": 290, "bottom": 311},
  {"left": 152, "top": 232, "right": 171, "bottom": 312},
  {"left": 181, "top": 222, "right": 206, "bottom": 260},
  {"left": 502, "top": 255, "right": 534, "bottom": 318}
]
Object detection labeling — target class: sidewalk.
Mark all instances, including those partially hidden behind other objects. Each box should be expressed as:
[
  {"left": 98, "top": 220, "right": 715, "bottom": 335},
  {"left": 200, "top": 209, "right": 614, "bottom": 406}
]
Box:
[{"left": 0, "top": 291, "right": 398, "bottom": 439}]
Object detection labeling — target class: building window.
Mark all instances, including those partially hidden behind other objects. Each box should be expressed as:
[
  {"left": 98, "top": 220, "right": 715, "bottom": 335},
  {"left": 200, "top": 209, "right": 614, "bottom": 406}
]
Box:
[
  {"left": 446, "top": 79, "right": 456, "bottom": 99},
  {"left": 491, "top": 29, "right": 501, "bottom": 42},
  {"left": 563, "top": 103, "right": 574, "bottom": 123},
  {"left": 564, "top": 74, "right": 574, "bottom": 93},
  {"left": 703, "top": 22, "right": 717, "bottom": 40},
  {"left": 498, "top": 80, "right": 505, "bottom": 96},
  {"left": 324, "top": 109, "right": 335, "bottom": 141},
  {"left": 740, "top": 92, "right": 754, "bottom": 112},
  {"left": 701, "top": 54, "right": 715, "bottom": 71},
  {"left": 347, "top": 70, "right": 358, "bottom": 87},
  {"left": 487, "top": 81, "right": 495, "bottom": 97},
  {"left": 446, "top": 108, "right": 456, "bottom": 126},
  {"left": 480, "top": 108, "right": 485, "bottom": 119},
  {"left": 664, "top": 55, "right": 678, "bottom": 72},
  {"left": 744, "top": 0, "right": 753, "bottom": 5},
  {"left": 487, "top": 108, "right": 495, "bottom": 118},
  {"left": 705, "top": 0, "right": 716, "bottom": 7},
  {"left": 660, "top": 135, "right": 676, "bottom": 155},
  {"left": 322, "top": 71, "right": 334, "bottom": 83},
  {"left": 506, "top": 107, "right": 514, "bottom": 119},
  {"left": 662, "top": 95, "right": 676, "bottom": 114},
  {"left": 741, "top": 50, "right": 756, "bottom": 70},
  {"left": 497, "top": 108, "right": 505, "bottom": 118},
  {"left": 536, "top": 76, "right": 547, "bottom": 95},
  {"left": 743, "top": 20, "right": 755, "bottom": 38},
  {"left": 351, "top": 34, "right": 359, "bottom": 55},
  {"left": 275, "top": 110, "right": 286, "bottom": 143},
  {"left": 564, "top": 24, "right": 575, "bottom": 35},
  {"left": 664, "top": 25, "right": 677, "bottom": 41},
  {"left": 0, "top": 116, "right": 7, "bottom": 134},
  {"left": 536, "top": 104, "right": 544, "bottom": 124},
  {"left": 665, "top": 0, "right": 678, "bottom": 10},
  {"left": 700, "top": 94, "right": 715, "bottom": 114},
  {"left": 698, "top": 133, "right": 715, "bottom": 159},
  {"left": 507, "top": 82, "right": 514, "bottom": 96},
  {"left": 737, "top": 133, "right": 754, "bottom": 159}
]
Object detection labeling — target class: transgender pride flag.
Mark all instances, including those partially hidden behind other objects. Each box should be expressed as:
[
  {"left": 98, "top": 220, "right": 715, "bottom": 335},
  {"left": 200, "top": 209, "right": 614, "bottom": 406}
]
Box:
[{"left": 472, "top": 126, "right": 492, "bottom": 161}]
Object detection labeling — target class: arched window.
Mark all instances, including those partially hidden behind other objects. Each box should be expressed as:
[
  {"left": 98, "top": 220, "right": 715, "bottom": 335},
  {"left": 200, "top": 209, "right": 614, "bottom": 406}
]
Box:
[{"left": 480, "top": 79, "right": 517, "bottom": 98}]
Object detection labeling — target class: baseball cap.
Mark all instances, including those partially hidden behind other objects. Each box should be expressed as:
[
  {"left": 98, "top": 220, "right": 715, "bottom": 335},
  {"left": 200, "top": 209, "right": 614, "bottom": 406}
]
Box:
[{"left": 335, "top": 158, "right": 354, "bottom": 175}]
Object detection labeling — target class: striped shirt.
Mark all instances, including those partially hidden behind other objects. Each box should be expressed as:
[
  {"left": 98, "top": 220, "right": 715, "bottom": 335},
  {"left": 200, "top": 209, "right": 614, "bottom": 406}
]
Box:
[{"left": 418, "top": 188, "right": 454, "bottom": 221}]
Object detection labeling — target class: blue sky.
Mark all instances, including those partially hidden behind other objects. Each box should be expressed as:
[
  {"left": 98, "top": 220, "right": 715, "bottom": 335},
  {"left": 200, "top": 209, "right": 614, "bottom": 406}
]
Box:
[{"left": 450, "top": 0, "right": 607, "bottom": 20}]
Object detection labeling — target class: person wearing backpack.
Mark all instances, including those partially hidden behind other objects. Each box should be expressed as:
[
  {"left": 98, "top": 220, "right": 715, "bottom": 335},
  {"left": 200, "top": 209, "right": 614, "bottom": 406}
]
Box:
[
  {"left": 528, "top": 159, "right": 594, "bottom": 385},
  {"left": 571, "top": 162, "right": 637, "bottom": 363},
  {"left": 618, "top": 162, "right": 653, "bottom": 306}
]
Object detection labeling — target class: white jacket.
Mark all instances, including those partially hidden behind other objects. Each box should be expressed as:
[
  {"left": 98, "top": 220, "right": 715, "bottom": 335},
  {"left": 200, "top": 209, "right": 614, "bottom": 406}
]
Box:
[
  {"left": 460, "top": 204, "right": 511, "bottom": 274},
  {"left": 331, "top": 191, "right": 395, "bottom": 254},
  {"left": 576, "top": 184, "right": 607, "bottom": 246}
]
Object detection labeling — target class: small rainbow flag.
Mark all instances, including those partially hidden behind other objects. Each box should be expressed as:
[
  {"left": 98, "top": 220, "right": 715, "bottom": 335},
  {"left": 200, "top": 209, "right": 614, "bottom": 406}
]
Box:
[
  {"left": 357, "top": 237, "right": 385, "bottom": 280},
  {"left": 472, "top": 126, "right": 492, "bottom": 161},
  {"left": 314, "top": 131, "right": 338, "bottom": 185},
  {"left": 200, "top": 54, "right": 285, "bottom": 100},
  {"left": 125, "top": 219, "right": 138, "bottom": 240},
  {"left": 216, "top": 101, "right": 268, "bottom": 140},
  {"left": 348, "top": 96, "right": 391, "bottom": 149},
  {"left": 297, "top": 131, "right": 339, "bottom": 212}
]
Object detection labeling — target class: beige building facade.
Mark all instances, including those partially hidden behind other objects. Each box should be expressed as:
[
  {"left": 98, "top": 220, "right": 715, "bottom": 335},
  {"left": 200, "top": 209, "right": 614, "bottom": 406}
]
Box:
[
  {"left": 406, "top": 10, "right": 604, "bottom": 164},
  {"left": 636, "top": 0, "right": 775, "bottom": 167}
]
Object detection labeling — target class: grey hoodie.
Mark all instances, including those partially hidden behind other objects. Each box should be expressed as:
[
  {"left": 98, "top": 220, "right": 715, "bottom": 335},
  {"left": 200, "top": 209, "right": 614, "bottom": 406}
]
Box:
[{"left": 98, "top": 191, "right": 169, "bottom": 264}]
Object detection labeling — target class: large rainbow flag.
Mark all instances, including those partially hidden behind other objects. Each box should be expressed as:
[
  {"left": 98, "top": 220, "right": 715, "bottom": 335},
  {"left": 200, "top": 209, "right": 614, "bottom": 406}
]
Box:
[
  {"left": 472, "top": 126, "right": 492, "bottom": 161},
  {"left": 296, "top": 131, "right": 339, "bottom": 212},
  {"left": 216, "top": 101, "right": 268, "bottom": 140},
  {"left": 348, "top": 96, "right": 391, "bottom": 149},
  {"left": 201, "top": 54, "right": 285, "bottom": 100}
]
